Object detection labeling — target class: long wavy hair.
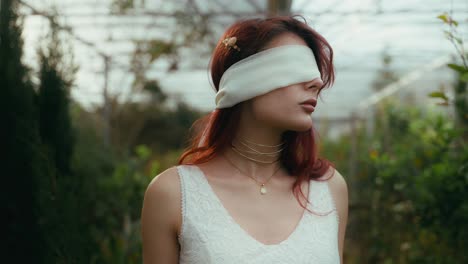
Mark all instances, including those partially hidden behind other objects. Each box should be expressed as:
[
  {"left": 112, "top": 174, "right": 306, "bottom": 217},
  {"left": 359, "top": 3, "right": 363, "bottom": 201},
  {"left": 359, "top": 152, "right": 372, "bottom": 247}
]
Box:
[{"left": 179, "top": 15, "right": 336, "bottom": 211}]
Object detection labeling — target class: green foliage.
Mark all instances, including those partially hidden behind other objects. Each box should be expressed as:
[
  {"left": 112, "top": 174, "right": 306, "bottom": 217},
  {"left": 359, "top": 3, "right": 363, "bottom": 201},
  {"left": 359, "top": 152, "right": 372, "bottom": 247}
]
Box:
[
  {"left": 70, "top": 95, "right": 200, "bottom": 263},
  {"left": 34, "top": 17, "right": 89, "bottom": 264},
  {"left": 37, "top": 25, "right": 77, "bottom": 176},
  {"left": 70, "top": 104, "right": 117, "bottom": 263},
  {"left": 432, "top": 12, "right": 468, "bottom": 130},
  {"left": 111, "top": 99, "right": 203, "bottom": 154},
  {"left": 71, "top": 106, "right": 164, "bottom": 263},
  {"left": 143, "top": 80, "right": 167, "bottom": 102},
  {"left": 0, "top": 0, "right": 43, "bottom": 261},
  {"left": 437, "top": 12, "right": 466, "bottom": 66},
  {"left": 428, "top": 91, "right": 449, "bottom": 101},
  {"left": 324, "top": 101, "right": 468, "bottom": 263},
  {"left": 72, "top": 104, "right": 141, "bottom": 263}
]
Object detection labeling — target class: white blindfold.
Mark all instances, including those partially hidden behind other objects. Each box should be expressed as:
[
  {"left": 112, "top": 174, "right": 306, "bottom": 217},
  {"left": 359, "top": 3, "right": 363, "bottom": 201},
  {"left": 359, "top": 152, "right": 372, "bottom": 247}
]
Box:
[{"left": 215, "top": 45, "right": 321, "bottom": 108}]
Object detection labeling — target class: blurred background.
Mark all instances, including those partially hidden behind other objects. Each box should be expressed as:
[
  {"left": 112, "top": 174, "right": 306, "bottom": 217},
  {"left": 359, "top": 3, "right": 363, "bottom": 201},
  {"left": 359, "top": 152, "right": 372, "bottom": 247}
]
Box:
[{"left": 2, "top": 0, "right": 467, "bottom": 263}]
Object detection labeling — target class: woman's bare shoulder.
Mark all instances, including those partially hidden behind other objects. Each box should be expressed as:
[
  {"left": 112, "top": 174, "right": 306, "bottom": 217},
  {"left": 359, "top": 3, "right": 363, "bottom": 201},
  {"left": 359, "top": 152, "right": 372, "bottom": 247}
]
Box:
[
  {"left": 143, "top": 168, "right": 181, "bottom": 227},
  {"left": 141, "top": 166, "right": 182, "bottom": 263},
  {"left": 144, "top": 166, "right": 181, "bottom": 210},
  {"left": 325, "top": 167, "right": 348, "bottom": 197},
  {"left": 146, "top": 166, "right": 181, "bottom": 195}
]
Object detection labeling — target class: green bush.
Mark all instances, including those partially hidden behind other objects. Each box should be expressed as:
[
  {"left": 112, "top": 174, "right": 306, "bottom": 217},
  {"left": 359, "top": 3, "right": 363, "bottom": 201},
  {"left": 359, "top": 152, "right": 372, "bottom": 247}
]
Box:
[{"left": 323, "top": 100, "right": 467, "bottom": 263}]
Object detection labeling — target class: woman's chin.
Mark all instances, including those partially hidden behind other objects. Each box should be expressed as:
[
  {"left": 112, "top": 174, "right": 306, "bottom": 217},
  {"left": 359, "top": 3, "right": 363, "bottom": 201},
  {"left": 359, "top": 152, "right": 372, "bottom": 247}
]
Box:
[{"left": 287, "top": 120, "right": 313, "bottom": 132}]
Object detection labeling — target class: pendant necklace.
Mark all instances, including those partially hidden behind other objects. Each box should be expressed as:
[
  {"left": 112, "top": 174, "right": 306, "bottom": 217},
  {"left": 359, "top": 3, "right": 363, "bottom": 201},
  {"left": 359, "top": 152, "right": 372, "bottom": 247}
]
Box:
[{"left": 223, "top": 154, "right": 281, "bottom": 195}]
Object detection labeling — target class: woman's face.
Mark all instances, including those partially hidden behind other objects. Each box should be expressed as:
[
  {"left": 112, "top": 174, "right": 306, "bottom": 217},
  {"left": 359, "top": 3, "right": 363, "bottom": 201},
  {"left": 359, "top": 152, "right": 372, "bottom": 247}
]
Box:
[{"left": 245, "top": 33, "right": 324, "bottom": 132}]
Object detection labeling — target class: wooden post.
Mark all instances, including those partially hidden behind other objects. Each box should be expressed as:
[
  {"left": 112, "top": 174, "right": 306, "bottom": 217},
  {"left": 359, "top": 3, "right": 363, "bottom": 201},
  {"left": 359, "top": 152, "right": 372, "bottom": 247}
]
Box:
[
  {"left": 349, "top": 112, "right": 358, "bottom": 179},
  {"left": 102, "top": 55, "right": 111, "bottom": 146},
  {"left": 267, "top": 0, "right": 292, "bottom": 17}
]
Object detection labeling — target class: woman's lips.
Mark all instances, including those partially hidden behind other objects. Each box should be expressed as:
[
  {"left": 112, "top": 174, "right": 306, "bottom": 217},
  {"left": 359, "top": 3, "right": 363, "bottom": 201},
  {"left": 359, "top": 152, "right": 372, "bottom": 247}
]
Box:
[{"left": 300, "top": 104, "right": 315, "bottom": 112}]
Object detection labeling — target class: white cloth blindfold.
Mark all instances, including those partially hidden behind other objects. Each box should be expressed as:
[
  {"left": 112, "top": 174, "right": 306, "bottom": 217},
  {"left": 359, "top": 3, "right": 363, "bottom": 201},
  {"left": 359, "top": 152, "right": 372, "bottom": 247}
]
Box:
[{"left": 215, "top": 44, "right": 321, "bottom": 109}]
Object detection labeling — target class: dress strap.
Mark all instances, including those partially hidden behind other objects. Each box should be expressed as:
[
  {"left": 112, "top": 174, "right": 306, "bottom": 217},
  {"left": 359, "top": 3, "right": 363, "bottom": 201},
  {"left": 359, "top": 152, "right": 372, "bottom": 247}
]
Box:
[
  {"left": 307, "top": 180, "right": 339, "bottom": 220},
  {"left": 176, "top": 165, "right": 215, "bottom": 242}
]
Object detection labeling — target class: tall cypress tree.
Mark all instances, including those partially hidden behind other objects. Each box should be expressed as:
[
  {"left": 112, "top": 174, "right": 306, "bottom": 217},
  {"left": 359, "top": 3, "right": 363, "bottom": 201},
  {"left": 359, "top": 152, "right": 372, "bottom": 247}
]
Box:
[
  {"left": 36, "top": 19, "right": 87, "bottom": 263},
  {"left": 37, "top": 23, "right": 75, "bottom": 178},
  {"left": 0, "top": 0, "right": 43, "bottom": 262}
]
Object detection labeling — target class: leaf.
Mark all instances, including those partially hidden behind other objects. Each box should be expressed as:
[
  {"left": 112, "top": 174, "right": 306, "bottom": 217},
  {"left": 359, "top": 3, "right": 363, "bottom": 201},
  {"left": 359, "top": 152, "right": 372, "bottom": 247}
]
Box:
[
  {"left": 447, "top": 63, "right": 468, "bottom": 73},
  {"left": 437, "top": 14, "right": 449, "bottom": 23},
  {"left": 148, "top": 40, "right": 174, "bottom": 63},
  {"left": 149, "top": 160, "right": 161, "bottom": 178},
  {"left": 437, "top": 13, "right": 458, "bottom": 26},
  {"left": 428, "top": 91, "right": 448, "bottom": 100},
  {"left": 461, "top": 72, "right": 468, "bottom": 82},
  {"left": 135, "top": 144, "right": 151, "bottom": 160},
  {"left": 454, "top": 36, "right": 463, "bottom": 44}
]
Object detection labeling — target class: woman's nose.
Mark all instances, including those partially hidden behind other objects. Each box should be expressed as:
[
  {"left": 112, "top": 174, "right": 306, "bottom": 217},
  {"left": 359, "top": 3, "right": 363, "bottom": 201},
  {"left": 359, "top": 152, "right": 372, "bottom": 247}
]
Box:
[{"left": 305, "top": 79, "right": 323, "bottom": 90}]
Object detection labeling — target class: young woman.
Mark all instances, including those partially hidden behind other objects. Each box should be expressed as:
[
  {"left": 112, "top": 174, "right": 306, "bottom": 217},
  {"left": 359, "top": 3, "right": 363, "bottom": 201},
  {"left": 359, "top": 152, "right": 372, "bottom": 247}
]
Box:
[{"left": 141, "top": 16, "right": 348, "bottom": 264}]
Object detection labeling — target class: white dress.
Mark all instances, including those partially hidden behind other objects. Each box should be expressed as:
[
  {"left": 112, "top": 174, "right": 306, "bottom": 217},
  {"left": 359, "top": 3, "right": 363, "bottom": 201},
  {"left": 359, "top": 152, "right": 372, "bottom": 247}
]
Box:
[{"left": 177, "top": 165, "right": 340, "bottom": 264}]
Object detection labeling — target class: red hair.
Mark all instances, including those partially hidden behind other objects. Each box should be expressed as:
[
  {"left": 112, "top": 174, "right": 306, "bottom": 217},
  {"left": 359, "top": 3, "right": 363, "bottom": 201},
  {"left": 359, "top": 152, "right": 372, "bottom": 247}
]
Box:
[{"left": 179, "top": 16, "right": 336, "bottom": 211}]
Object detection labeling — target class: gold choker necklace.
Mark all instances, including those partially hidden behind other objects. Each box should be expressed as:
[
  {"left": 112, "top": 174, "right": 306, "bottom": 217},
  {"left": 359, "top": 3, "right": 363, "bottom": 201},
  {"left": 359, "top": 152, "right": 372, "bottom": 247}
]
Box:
[{"left": 230, "top": 137, "right": 284, "bottom": 164}]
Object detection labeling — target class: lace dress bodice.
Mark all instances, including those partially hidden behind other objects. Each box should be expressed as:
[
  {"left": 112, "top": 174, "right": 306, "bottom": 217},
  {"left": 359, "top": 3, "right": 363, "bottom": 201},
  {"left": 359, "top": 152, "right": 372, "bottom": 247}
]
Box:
[{"left": 177, "top": 165, "right": 340, "bottom": 264}]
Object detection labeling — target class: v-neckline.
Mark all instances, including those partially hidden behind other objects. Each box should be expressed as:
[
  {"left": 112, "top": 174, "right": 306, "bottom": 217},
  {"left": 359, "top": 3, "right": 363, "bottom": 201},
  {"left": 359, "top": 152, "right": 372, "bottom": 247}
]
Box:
[{"left": 192, "top": 165, "right": 310, "bottom": 248}]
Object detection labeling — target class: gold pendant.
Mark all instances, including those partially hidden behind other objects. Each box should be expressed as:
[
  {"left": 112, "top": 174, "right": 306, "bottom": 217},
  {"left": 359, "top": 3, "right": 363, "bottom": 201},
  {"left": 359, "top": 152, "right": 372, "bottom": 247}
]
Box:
[{"left": 260, "top": 185, "right": 267, "bottom": 195}]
